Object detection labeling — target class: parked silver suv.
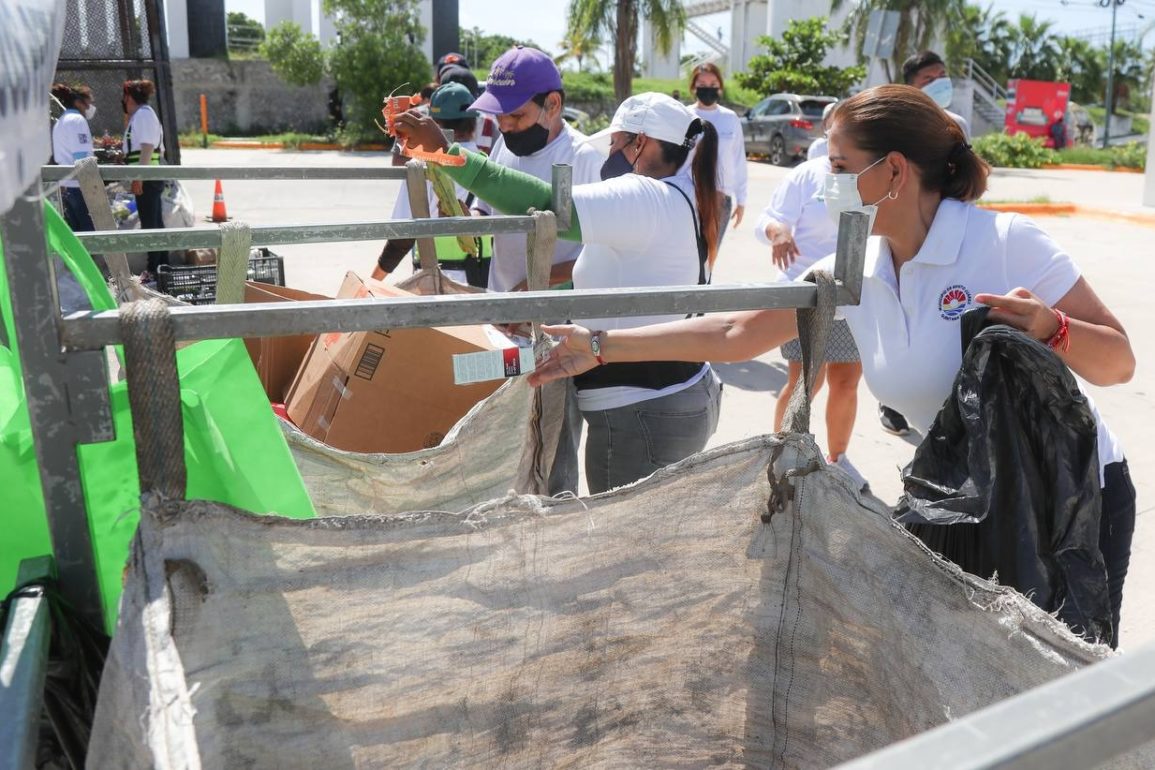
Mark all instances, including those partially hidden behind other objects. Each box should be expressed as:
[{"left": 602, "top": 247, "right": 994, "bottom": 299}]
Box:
[{"left": 742, "top": 94, "right": 837, "bottom": 166}]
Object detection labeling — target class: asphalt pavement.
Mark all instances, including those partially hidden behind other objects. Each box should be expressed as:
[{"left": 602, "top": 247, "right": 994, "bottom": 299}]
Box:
[{"left": 176, "top": 148, "right": 1154, "bottom": 648}]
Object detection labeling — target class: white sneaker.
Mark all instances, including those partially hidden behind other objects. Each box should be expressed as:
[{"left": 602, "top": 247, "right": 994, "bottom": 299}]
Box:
[{"left": 829, "top": 453, "right": 870, "bottom": 493}]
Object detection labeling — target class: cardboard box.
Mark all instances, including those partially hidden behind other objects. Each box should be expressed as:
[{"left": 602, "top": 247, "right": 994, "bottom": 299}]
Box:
[
  {"left": 284, "top": 273, "right": 505, "bottom": 454},
  {"left": 243, "top": 281, "right": 330, "bottom": 403}
]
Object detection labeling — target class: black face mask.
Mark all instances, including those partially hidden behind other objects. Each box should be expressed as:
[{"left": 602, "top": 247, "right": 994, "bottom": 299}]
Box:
[
  {"left": 502, "top": 121, "right": 550, "bottom": 157},
  {"left": 695, "top": 87, "right": 720, "bottom": 106},
  {"left": 599, "top": 147, "right": 636, "bottom": 181}
]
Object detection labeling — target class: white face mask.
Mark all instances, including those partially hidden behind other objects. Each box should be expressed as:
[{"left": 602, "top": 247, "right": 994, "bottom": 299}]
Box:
[
  {"left": 922, "top": 77, "right": 953, "bottom": 109},
  {"left": 84, "top": 103, "right": 97, "bottom": 120},
  {"left": 823, "top": 155, "right": 891, "bottom": 234}
]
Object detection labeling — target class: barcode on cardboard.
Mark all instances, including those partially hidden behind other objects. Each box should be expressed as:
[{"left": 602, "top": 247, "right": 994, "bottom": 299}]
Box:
[{"left": 355, "top": 344, "right": 385, "bottom": 380}]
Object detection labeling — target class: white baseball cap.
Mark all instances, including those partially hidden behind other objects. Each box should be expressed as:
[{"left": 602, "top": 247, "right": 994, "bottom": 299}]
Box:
[{"left": 586, "top": 92, "right": 699, "bottom": 156}]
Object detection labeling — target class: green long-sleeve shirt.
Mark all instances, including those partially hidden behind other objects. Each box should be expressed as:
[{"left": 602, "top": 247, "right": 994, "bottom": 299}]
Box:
[{"left": 440, "top": 144, "right": 584, "bottom": 241}]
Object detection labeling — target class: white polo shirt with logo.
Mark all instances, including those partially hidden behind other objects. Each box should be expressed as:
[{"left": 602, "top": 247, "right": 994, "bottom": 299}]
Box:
[
  {"left": 52, "top": 110, "right": 93, "bottom": 189},
  {"left": 810, "top": 198, "right": 1122, "bottom": 479},
  {"left": 474, "top": 122, "right": 604, "bottom": 291}
]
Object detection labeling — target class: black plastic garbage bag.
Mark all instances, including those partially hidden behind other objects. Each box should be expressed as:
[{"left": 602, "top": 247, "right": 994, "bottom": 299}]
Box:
[{"left": 895, "top": 308, "right": 1111, "bottom": 643}]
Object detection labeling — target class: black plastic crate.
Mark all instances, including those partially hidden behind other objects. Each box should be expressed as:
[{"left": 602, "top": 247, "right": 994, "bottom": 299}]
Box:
[{"left": 156, "top": 249, "right": 285, "bottom": 305}]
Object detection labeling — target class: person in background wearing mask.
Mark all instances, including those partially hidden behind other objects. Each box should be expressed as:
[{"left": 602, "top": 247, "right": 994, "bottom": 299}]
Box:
[
  {"left": 528, "top": 85, "right": 1135, "bottom": 647},
  {"left": 436, "top": 53, "right": 497, "bottom": 156},
  {"left": 467, "top": 46, "right": 604, "bottom": 495},
  {"left": 806, "top": 102, "right": 837, "bottom": 160},
  {"left": 688, "top": 63, "right": 747, "bottom": 247},
  {"left": 395, "top": 92, "right": 724, "bottom": 494},
  {"left": 753, "top": 114, "right": 868, "bottom": 491},
  {"left": 50, "top": 82, "right": 96, "bottom": 231},
  {"left": 902, "top": 50, "right": 970, "bottom": 139},
  {"left": 373, "top": 83, "right": 490, "bottom": 287},
  {"left": 121, "top": 78, "right": 168, "bottom": 278}
]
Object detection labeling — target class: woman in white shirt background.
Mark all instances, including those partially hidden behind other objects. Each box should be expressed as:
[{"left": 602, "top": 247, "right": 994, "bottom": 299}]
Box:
[
  {"left": 688, "top": 63, "right": 747, "bottom": 247},
  {"left": 531, "top": 85, "right": 1136, "bottom": 647},
  {"left": 754, "top": 145, "right": 867, "bottom": 490},
  {"left": 50, "top": 82, "right": 96, "bottom": 232},
  {"left": 121, "top": 78, "right": 168, "bottom": 278}
]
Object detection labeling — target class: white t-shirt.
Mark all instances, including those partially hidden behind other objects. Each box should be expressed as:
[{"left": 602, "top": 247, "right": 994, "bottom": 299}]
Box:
[
  {"left": 690, "top": 104, "right": 748, "bottom": 205},
  {"left": 754, "top": 156, "right": 835, "bottom": 281},
  {"left": 809, "top": 199, "right": 1122, "bottom": 479},
  {"left": 124, "top": 104, "right": 163, "bottom": 157},
  {"left": 52, "top": 110, "right": 93, "bottom": 189},
  {"left": 807, "top": 136, "right": 828, "bottom": 160},
  {"left": 571, "top": 171, "right": 711, "bottom": 411},
  {"left": 475, "top": 122, "right": 604, "bottom": 291}
]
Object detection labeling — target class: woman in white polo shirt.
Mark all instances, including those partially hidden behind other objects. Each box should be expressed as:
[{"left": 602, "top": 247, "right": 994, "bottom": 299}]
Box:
[
  {"left": 396, "top": 93, "right": 724, "bottom": 494},
  {"left": 530, "top": 85, "right": 1136, "bottom": 644}
]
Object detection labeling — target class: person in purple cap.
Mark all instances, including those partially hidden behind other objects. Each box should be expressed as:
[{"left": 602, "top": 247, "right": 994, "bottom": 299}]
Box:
[{"left": 465, "top": 46, "right": 604, "bottom": 495}]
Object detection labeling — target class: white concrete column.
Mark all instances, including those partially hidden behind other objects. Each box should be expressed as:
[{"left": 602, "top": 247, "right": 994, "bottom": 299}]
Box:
[
  {"left": 264, "top": 0, "right": 313, "bottom": 32},
  {"left": 643, "top": 20, "right": 681, "bottom": 80},
  {"left": 167, "top": 0, "right": 190, "bottom": 59},
  {"left": 729, "top": 0, "right": 767, "bottom": 75}
]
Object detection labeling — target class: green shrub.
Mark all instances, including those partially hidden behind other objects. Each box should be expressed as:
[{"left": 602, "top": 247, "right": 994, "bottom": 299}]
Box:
[
  {"left": 562, "top": 71, "right": 614, "bottom": 102},
  {"left": 1110, "top": 141, "right": 1147, "bottom": 170},
  {"left": 972, "top": 132, "right": 1057, "bottom": 169}
]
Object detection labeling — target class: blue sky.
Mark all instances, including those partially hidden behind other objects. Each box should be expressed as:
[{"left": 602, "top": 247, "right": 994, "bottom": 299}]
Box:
[{"left": 227, "top": 0, "right": 1154, "bottom": 65}]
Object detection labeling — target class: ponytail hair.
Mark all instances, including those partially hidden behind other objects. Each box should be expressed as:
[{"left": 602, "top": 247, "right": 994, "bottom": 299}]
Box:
[
  {"left": 689, "top": 119, "right": 720, "bottom": 269},
  {"left": 655, "top": 118, "right": 720, "bottom": 268}
]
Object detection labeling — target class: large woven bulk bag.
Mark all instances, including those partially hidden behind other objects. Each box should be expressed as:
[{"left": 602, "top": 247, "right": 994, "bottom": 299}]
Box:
[{"left": 87, "top": 433, "right": 1155, "bottom": 769}]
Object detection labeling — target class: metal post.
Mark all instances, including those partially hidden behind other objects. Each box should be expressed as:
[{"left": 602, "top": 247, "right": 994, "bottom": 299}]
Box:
[
  {"left": 1103, "top": 0, "right": 1120, "bottom": 149},
  {"left": 405, "top": 160, "right": 441, "bottom": 293},
  {"left": 74, "top": 158, "right": 136, "bottom": 296},
  {"left": 0, "top": 558, "right": 54, "bottom": 770},
  {"left": 551, "top": 164, "right": 573, "bottom": 232},
  {"left": 0, "top": 188, "right": 106, "bottom": 627},
  {"left": 834, "top": 210, "right": 868, "bottom": 303}
]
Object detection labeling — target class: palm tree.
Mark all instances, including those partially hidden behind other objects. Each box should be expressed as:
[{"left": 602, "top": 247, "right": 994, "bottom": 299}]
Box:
[
  {"left": 947, "top": 3, "right": 1013, "bottom": 85},
  {"left": 1056, "top": 36, "right": 1103, "bottom": 105},
  {"left": 566, "top": 0, "right": 686, "bottom": 102},
  {"left": 1006, "top": 14, "right": 1061, "bottom": 82},
  {"left": 555, "top": 26, "right": 602, "bottom": 73},
  {"left": 830, "top": 0, "right": 965, "bottom": 83}
]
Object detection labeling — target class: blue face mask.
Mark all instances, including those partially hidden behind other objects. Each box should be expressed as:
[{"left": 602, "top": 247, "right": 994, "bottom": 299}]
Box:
[
  {"left": 599, "top": 144, "right": 637, "bottom": 180},
  {"left": 922, "top": 77, "right": 954, "bottom": 109}
]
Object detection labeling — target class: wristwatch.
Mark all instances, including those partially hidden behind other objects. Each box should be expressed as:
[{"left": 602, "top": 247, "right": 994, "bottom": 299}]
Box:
[{"left": 590, "top": 330, "right": 606, "bottom": 366}]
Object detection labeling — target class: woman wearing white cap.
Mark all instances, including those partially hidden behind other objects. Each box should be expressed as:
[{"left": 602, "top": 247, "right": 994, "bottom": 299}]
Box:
[
  {"left": 524, "top": 85, "right": 1136, "bottom": 647},
  {"left": 396, "top": 92, "right": 724, "bottom": 493}
]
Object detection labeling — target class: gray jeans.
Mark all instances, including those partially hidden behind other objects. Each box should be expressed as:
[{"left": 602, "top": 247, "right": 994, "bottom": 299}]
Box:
[{"left": 581, "top": 373, "right": 722, "bottom": 494}]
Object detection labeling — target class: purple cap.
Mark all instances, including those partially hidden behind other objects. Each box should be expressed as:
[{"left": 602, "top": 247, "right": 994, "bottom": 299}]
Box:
[{"left": 471, "top": 46, "right": 563, "bottom": 115}]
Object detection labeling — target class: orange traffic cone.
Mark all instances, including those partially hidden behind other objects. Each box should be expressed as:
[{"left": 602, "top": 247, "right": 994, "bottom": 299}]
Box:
[{"left": 211, "top": 179, "right": 229, "bottom": 222}]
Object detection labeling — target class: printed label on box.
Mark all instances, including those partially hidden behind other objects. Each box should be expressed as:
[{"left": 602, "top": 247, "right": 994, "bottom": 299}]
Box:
[{"left": 453, "top": 347, "right": 536, "bottom": 385}]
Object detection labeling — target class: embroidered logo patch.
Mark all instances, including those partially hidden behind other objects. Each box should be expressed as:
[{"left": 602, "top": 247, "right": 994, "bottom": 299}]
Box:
[{"left": 938, "top": 284, "right": 972, "bottom": 321}]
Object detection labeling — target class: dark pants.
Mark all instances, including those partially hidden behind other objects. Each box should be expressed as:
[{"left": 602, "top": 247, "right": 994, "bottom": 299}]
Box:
[
  {"left": 135, "top": 180, "right": 168, "bottom": 273},
  {"left": 1100, "top": 460, "right": 1136, "bottom": 648},
  {"left": 60, "top": 187, "right": 94, "bottom": 232}
]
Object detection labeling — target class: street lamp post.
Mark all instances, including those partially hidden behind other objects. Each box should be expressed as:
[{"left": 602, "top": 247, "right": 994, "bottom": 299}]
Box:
[{"left": 1101, "top": 0, "right": 1124, "bottom": 149}]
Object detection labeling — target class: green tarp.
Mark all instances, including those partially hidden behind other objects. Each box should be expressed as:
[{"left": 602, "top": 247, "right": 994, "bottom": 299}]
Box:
[{"left": 1, "top": 205, "right": 315, "bottom": 632}]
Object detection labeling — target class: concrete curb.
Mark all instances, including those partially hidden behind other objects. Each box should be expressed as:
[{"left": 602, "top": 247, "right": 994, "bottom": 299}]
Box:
[
  {"left": 978, "top": 202, "right": 1155, "bottom": 228},
  {"left": 185, "top": 140, "right": 390, "bottom": 152},
  {"left": 1042, "top": 163, "right": 1144, "bottom": 174}
]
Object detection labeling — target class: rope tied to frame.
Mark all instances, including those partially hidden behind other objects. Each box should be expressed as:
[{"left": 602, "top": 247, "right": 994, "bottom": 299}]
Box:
[{"left": 121, "top": 298, "right": 187, "bottom": 505}]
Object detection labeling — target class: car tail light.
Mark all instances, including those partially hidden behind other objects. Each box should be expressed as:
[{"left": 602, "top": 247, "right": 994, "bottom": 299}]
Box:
[{"left": 789, "top": 119, "right": 814, "bottom": 130}]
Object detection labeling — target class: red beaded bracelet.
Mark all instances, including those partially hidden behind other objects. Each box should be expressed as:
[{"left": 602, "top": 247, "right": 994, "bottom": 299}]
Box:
[{"left": 1046, "top": 308, "right": 1070, "bottom": 352}]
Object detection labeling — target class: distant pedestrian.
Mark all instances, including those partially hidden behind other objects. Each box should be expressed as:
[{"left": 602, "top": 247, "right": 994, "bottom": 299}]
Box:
[
  {"left": 688, "top": 63, "right": 747, "bottom": 248},
  {"left": 121, "top": 78, "right": 168, "bottom": 277},
  {"left": 901, "top": 51, "right": 970, "bottom": 139},
  {"left": 50, "top": 82, "right": 96, "bottom": 232}
]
